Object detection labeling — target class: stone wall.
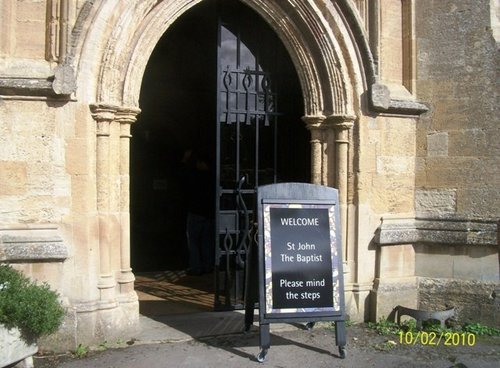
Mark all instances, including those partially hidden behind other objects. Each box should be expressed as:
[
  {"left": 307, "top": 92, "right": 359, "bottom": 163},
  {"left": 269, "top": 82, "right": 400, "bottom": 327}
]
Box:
[
  {"left": 369, "top": 1, "right": 499, "bottom": 325},
  {"left": 415, "top": 0, "right": 499, "bottom": 219},
  {"left": 418, "top": 277, "right": 499, "bottom": 327},
  {"left": 0, "top": 100, "right": 70, "bottom": 224},
  {"left": 413, "top": 0, "right": 499, "bottom": 325}
]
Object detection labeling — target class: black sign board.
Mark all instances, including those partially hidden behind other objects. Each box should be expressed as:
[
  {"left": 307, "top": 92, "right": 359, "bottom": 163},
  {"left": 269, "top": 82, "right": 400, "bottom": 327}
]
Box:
[
  {"left": 265, "top": 205, "right": 338, "bottom": 314},
  {"left": 244, "top": 183, "right": 346, "bottom": 362}
]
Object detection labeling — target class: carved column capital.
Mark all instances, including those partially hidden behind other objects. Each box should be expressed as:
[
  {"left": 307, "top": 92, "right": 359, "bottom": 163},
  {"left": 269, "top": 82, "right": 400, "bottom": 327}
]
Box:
[
  {"left": 90, "top": 104, "right": 141, "bottom": 137},
  {"left": 115, "top": 106, "right": 141, "bottom": 125},
  {"left": 90, "top": 104, "right": 118, "bottom": 137},
  {"left": 116, "top": 107, "right": 141, "bottom": 139},
  {"left": 302, "top": 115, "right": 327, "bottom": 185},
  {"left": 90, "top": 103, "right": 141, "bottom": 124},
  {"left": 89, "top": 103, "right": 119, "bottom": 122},
  {"left": 333, "top": 121, "right": 355, "bottom": 131},
  {"left": 302, "top": 115, "right": 326, "bottom": 130},
  {"left": 326, "top": 115, "right": 355, "bottom": 146},
  {"left": 325, "top": 114, "right": 356, "bottom": 130}
]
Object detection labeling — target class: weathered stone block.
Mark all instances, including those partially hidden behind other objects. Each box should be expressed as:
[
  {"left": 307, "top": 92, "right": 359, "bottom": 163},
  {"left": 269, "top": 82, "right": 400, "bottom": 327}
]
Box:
[
  {"left": 424, "top": 157, "right": 483, "bottom": 187},
  {"left": 371, "top": 175, "right": 415, "bottom": 213},
  {"left": 379, "top": 244, "right": 415, "bottom": 278},
  {"left": 15, "top": 22, "right": 46, "bottom": 58},
  {"left": 377, "top": 156, "right": 414, "bottom": 174},
  {"left": 370, "top": 277, "right": 418, "bottom": 321},
  {"left": 418, "top": 277, "right": 499, "bottom": 327},
  {"left": 380, "top": 118, "right": 416, "bottom": 156},
  {"left": 70, "top": 175, "right": 96, "bottom": 214},
  {"left": 414, "top": 244, "right": 454, "bottom": 278},
  {"left": 452, "top": 246, "right": 498, "bottom": 281},
  {"left": 448, "top": 129, "right": 489, "bottom": 157},
  {"left": 458, "top": 188, "right": 500, "bottom": 217},
  {"left": 66, "top": 138, "right": 90, "bottom": 175},
  {"left": 415, "top": 188, "right": 456, "bottom": 215},
  {"left": 0, "top": 161, "right": 27, "bottom": 195},
  {"left": 427, "top": 132, "right": 448, "bottom": 157}
]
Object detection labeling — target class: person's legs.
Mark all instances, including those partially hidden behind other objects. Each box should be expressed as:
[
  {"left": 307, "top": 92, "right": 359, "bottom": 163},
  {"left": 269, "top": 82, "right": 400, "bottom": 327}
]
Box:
[
  {"left": 200, "top": 218, "right": 215, "bottom": 273},
  {"left": 186, "top": 213, "right": 204, "bottom": 275}
]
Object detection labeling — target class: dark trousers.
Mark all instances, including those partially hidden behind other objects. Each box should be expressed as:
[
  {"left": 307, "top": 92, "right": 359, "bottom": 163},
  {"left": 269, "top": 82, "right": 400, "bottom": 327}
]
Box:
[{"left": 186, "top": 213, "right": 214, "bottom": 273}]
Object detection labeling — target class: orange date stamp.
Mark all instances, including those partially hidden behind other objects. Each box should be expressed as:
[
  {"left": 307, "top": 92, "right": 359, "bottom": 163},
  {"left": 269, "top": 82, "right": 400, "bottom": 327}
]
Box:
[{"left": 399, "top": 331, "right": 476, "bottom": 346}]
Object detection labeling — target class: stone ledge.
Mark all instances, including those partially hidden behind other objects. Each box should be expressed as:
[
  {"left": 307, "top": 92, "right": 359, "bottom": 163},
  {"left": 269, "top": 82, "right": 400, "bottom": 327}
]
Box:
[
  {"left": 0, "top": 65, "right": 76, "bottom": 97},
  {"left": 375, "top": 216, "right": 498, "bottom": 246},
  {"left": 0, "top": 78, "right": 54, "bottom": 96},
  {"left": 0, "top": 225, "right": 68, "bottom": 262},
  {"left": 370, "top": 83, "right": 429, "bottom": 115}
]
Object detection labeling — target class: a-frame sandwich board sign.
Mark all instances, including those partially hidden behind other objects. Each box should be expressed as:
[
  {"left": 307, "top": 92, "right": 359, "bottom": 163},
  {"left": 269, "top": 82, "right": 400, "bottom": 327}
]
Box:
[{"left": 244, "top": 183, "right": 346, "bottom": 362}]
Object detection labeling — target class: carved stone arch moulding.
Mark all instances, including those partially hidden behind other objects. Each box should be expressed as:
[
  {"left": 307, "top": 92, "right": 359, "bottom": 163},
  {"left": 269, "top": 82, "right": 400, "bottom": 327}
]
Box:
[{"left": 82, "top": 0, "right": 371, "bottom": 118}]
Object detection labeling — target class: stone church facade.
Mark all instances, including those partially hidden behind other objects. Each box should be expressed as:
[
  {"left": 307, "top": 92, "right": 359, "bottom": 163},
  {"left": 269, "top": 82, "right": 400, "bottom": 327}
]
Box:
[{"left": 0, "top": 0, "right": 498, "bottom": 351}]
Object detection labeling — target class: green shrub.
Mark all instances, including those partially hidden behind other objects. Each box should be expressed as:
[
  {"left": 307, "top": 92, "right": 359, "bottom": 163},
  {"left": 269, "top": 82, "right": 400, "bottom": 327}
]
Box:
[{"left": 0, "top": 264, "right": 65, "bottom": 341}]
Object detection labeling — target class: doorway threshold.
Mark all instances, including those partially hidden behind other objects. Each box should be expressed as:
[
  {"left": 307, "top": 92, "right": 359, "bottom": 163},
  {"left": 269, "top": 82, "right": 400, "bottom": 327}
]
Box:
[
  {"left": 137, "top": 310, "right": 247, "bottom": 342},
  {"left": 135, "top": 270, "right": 215, "bottom": 316}
]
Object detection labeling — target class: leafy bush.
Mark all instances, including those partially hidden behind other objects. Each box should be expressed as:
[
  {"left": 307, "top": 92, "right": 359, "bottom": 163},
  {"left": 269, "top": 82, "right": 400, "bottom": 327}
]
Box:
[{"left": 0, "top": 264, "right": 64, "bottom": 341}]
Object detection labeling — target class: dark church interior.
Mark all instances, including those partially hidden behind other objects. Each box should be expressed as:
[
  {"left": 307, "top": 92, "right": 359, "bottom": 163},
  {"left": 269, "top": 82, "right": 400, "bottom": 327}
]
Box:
[{"left": 130, "top": 0, "right": 310, "bottom": 313}]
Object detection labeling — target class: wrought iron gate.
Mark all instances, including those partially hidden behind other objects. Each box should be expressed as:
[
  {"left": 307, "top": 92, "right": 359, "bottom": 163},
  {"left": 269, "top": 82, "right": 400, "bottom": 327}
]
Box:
[{"left": 214, "top": 5, "right": 281, "bottom": 310}]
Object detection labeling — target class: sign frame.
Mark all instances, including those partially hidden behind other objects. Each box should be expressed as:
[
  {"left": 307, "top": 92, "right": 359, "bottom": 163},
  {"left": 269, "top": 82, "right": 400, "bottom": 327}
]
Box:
[{"left": 244, "top": 183, "right": 346, "bottom": 362}]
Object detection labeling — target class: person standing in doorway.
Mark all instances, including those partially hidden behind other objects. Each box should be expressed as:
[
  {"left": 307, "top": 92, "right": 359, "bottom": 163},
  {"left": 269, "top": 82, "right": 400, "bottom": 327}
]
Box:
[{"left": 182, "top": 149, "right": 215, "bottom": 276}]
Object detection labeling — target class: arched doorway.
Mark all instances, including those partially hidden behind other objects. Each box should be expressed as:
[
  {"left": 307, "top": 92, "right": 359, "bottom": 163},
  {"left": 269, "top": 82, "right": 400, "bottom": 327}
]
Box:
[{"left": 130, "top": 0, "right": 309, "bottom": 314}]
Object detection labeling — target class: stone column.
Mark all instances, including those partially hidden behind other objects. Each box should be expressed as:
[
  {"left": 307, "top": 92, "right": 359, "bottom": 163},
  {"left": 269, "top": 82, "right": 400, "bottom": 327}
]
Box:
[
  {"left": 302, "top": 115, "right": 326, "bottom": 185},
  {"left": 325, "top": 125, "right": 337, "bottom": 187},
  {"left": 109, "top": 119, "right": 121, "bottom": 272},
  {"left": 90, "top": 104, "right": 117, "bottom": 307},
  {"left": 115, "top": 107, "right": 140, "bottom": 298},
  {"left": 327, "top": 116, "right": 355, "bottom": 264}
]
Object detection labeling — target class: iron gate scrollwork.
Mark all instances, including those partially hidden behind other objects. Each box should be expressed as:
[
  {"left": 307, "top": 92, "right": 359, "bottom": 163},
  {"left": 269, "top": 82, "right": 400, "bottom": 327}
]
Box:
[{"left": 214, "top": 13, "right": 281, "bottom": 309}]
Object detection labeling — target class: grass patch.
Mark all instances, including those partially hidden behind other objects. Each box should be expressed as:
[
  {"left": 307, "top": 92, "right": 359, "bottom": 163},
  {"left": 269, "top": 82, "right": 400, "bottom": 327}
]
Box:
[
  {"left": 367, "top": 319, "right": 401, "bottom": 335},
  {"left": 73, "top": 344, "right": 88, "bottom": 359},
  {"left": 462, "top": 323, "right": 500, "bottom": 337},
  {"left": 368, "top": 317, "right": 500, "bottom": 338}
]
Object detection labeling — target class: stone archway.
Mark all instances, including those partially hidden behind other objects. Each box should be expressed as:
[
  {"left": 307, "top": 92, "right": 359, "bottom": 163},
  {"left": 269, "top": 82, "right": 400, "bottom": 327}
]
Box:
[{"left": 75, "top": 0, "right": 373, "bottom": 332}]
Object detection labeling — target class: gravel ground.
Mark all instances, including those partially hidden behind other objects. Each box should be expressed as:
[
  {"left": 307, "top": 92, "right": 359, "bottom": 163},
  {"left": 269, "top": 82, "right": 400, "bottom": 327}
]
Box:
[{"left": 33, "top": 323, "right": 499, "bottom": 368}]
